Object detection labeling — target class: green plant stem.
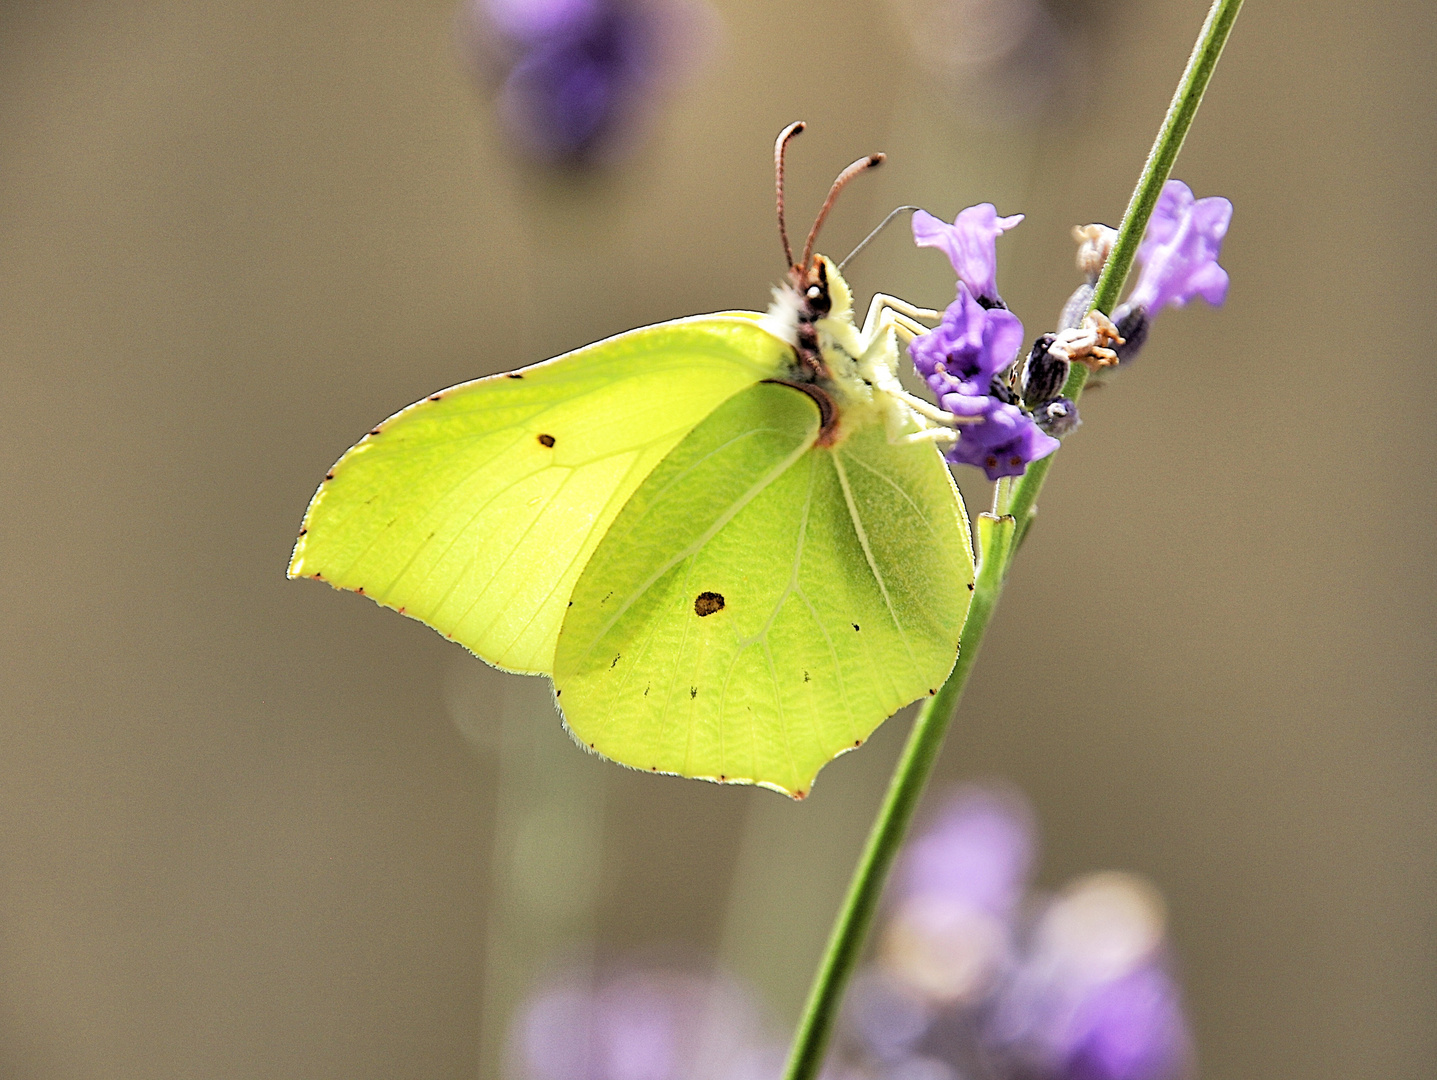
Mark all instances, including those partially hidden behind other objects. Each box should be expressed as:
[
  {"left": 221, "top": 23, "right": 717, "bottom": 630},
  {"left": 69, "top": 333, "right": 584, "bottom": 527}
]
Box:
[
  {"left": 781, "top": 515, "right": 1014, "bottom": 1080},
  {"left": 780, "top": 3, "right": 1243, "bottom": 1078}
]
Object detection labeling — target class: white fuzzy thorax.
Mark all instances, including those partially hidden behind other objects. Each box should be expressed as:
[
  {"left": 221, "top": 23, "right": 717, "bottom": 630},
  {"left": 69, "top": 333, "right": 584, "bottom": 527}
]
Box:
[{"left": 759, "top": 282, "right": 803, "bottom": 346}]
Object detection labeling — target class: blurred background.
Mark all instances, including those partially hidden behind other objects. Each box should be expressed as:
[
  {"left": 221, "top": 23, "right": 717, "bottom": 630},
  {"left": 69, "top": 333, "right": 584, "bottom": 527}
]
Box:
[{"left": 0, "top": 0, "right": 1433, "bottom": 1077}]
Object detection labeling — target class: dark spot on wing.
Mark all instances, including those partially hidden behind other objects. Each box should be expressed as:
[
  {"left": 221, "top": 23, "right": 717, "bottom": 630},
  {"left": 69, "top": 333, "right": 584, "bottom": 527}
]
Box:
[
  {"left": 298, "top": 528, "right": 307, "bottom": 536},
  {"left": 793, "top": 790, "right": 807, "bottom": 801},
  {"left": 355, "top": 587, "right": 364, "bottom": 595},
  {"left": 369, "top": 429, "right": 381, "bottom": 436},
  {"left": 538, "top": 433, "right": 556, "bottom": 447},
  {"left": 507, "top": 372, "right": 524, "bottom": 379},
  {"left": 690, "top": 687, "right": 697, "bottom": 699},
  {"left": 928, "top": 688, "right": 937, "bottom": 696},
  {"left": 854, "top": 739, "right": 862, "bottom": 747},
  {"left": 644, "top": 685, "right": 649, "bottom": 696},
  {"left": 694, "top": 591, "right": 725, "bottom": 617},
  {"left": 852, "top": 623, "right": 860, "bottom": 632},
  {"left": 967, "top": 583, "right": 975, "bottom": 591},
  {"left": 429, "top": 394, "right": 443, "bottom": 401},
  {"left": 611, "top": 654, "right": 621, "bottom": 668},
  {"left": 803, "top": 671, "right": 810, "bottom": 683},
  {"left": 324, "top": 472, "right": 334, "bottom": 481}
]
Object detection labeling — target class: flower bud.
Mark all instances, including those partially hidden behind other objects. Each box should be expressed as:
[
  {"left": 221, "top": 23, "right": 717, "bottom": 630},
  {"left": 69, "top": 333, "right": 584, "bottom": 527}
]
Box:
[
  {"left": 1032, "top": 397, "right": 1080, "bottom": 437},
  {"left": 1020, "top": 334, "right": 1068, "bottom": 408}
]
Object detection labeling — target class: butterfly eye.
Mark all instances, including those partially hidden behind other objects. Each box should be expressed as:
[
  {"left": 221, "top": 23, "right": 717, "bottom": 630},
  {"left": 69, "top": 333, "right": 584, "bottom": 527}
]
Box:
[{"left": 803, "top": 280, "right": 832, "bottom": 316}]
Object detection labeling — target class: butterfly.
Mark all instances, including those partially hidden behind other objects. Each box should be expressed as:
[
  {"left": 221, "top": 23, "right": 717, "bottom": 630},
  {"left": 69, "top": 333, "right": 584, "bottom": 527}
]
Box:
[{"left": 289, "top": 123, "right": 974, "bottom": 798}]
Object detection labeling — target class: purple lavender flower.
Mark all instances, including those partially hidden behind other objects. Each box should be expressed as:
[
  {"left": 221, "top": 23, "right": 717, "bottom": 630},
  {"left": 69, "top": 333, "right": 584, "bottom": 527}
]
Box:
[
  {"left": 990, "top": 873, "right": 1191, "bottom": 1080},
  {"left": 845, "top": 790, "right": 1195, "bottom": 1080},
  {"left": 879, "top": 787, "right": 1036, "bottom": 1005},
  {"left": 912, "top": 205, "right": 1024, "bottom": 305},
  {"left": 484, "top": 0, "right": 604, "bottom": 42},
  {"left": 461, "top": 0, "right": 705, "bottom": 163},
  {"left": 942, "top": 395, "right": 1060, "bottom": 482},
  {"left": 908, "top": 286, "right": 1026, "bottom": 400},
  {"left": 513, "top": 967, "right": 774, "bottom": 1080},
  {"left": 907, "top": 203, "right": 1060, "bottom": 479},
  {"left": 1122, "top": 180, "right": 1232, "bottom": 315},
  {"left": 1062, "top": 966, "right": 1193, "bottom": 1080},
  {"left": 895, "top": 786, "right": 1036, "bottom": 916}
]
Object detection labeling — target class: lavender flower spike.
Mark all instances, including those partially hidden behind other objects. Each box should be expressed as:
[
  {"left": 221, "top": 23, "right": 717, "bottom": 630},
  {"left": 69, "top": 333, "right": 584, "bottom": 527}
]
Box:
[
  {"left": 913, "top": 204, "right": 1024, "bottom": 304},
  {"left": 908, "top": 286, "right": 1026, "bottom": 400},
  {"left": 1123, "top": 180, "right": 1232, "bottom": 314},
  {"left": 907, "top": 201, "right": 1058, "bottom": 480}
]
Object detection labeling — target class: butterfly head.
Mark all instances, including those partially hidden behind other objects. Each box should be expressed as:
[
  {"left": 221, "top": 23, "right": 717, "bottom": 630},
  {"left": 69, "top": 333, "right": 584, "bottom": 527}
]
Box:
[{"left": 790, "top": 254, "right": 854, "bottom": 326}]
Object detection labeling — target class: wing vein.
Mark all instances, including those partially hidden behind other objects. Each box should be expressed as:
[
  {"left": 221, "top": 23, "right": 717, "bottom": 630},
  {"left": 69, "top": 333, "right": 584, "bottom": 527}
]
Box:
[
  {"left": 841, "top": 447, "right": 945, "bottom": 541},
  {"left": 831, "top": 450, "right": 922, "bottom": 681}
]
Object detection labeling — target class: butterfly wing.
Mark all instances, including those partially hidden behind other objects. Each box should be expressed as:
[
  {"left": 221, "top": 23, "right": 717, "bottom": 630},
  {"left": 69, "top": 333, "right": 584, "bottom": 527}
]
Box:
[
  {"left": 288, "top": 316, "right": 792, "bottom": 674},
  {"left": 552, "top": 380, "right": 975, "bottom": 797}
]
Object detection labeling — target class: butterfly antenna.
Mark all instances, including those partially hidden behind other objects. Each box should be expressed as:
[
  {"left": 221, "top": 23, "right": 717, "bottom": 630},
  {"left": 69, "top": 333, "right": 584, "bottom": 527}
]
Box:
[
  {"left": 801, "top": 153, "right": 885, "bottom": 272},
  {"left": 775, "top": 121, "right": 806, "bottom": 269},
  {"left": 839, "top": 205, "right": 921, "bottom": 272}
]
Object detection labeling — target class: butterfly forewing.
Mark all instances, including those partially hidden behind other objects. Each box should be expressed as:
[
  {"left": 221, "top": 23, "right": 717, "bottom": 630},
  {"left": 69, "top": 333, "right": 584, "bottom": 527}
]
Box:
[
  {"left": 288, "top": 317, "right": 791, "bottom": 674},
  {"left": 553, "top": 381, "right": 974, "bottom": 797}
]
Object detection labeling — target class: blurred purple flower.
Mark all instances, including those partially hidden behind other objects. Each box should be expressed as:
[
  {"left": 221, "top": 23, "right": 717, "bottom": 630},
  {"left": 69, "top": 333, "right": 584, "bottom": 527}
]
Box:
[
  {"left": 846, "top": 790, "right": 1194, "bottom": 1080},
  {"left": 846, "top": 971, "right": 936, "bottom": 1062},
  {"left": 1124, "top": 181, "right": 1232, "bottom": 314},
  {"left": 991, "top": 873, "right": 1191, "bottom": 1080},
  {"left": 880, "top": 786, "right": 1036, "bottom": 1005},
  {"left": 513, "top": 967, "right": 775, "bottom": 1080},
  {"left": 912, "top": 205, "right": 1024, "bottom": 305},
  {"left": 909, "top": 285, "right": 1026, "bottom": 399},
  {"left": 459, "top": 0, "right": 710, "bottom": 163},
  {"left": 1063, "top": 966, "right": 1192, "bottom": 1080},
  {"left": 895, "top": 785, "right": 1036, "bottom": 916}
]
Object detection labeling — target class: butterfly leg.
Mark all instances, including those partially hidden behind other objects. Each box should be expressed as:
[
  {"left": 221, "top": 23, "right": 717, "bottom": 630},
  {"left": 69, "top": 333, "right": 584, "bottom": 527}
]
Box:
[
  {"left": 896, "top": 427, "right": 960, "bottom": 446},
  {"left": 852, "top": 332, "right": 980, "bottom": 444},
  {"left": 857, "top": 293, "right": 939, "bottom": 351},
  {"left": 889, "top": 388, "right": 982, "bottom": 427},
  {"left": 846, "top": 299, "right": 965, "bottom": 445}
]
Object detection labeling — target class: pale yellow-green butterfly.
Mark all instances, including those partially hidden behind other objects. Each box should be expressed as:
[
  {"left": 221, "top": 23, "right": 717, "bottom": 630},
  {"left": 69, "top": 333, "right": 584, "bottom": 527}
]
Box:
[{"left": 289, "top": 123, "right": 974, "bottom": 798}]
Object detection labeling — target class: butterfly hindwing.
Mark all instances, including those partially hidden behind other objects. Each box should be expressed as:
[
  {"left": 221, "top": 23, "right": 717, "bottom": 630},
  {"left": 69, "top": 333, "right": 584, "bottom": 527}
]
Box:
[
  {"left": 552, "top": 380, "right": 975, "bottom": 796},
  {"left": 288, "top": 317, "right": 791, "bottom": 674}
]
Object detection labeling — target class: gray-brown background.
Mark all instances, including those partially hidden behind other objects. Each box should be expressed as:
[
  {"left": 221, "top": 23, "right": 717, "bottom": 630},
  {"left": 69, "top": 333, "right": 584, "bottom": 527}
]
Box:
[{"left": 1, "top": 0, "right": 1432, "bottom": 1077}]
